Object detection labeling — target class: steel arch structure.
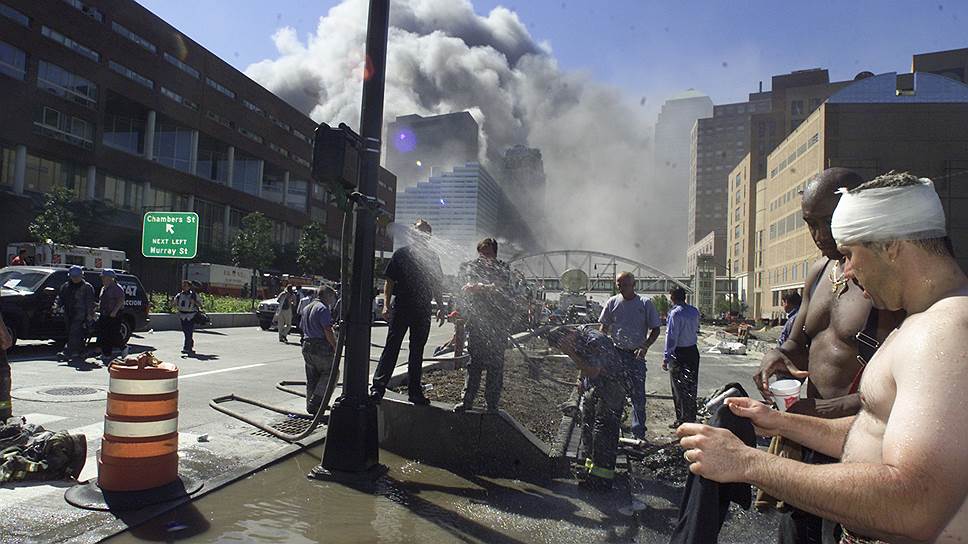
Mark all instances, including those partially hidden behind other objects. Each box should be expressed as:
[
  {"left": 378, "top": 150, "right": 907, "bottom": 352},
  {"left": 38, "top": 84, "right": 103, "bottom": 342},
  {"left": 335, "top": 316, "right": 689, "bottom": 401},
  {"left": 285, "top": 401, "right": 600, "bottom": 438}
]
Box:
[{"left": 508, "top": 250, "right": 692, "bottom": 293}]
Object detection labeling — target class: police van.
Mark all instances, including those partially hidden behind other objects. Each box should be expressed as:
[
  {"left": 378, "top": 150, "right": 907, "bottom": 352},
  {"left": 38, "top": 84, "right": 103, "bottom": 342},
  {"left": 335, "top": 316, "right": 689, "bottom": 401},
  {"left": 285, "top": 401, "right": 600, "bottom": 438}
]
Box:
[{"left": 0, "top": 265, "right": 149, "bottom": 348}]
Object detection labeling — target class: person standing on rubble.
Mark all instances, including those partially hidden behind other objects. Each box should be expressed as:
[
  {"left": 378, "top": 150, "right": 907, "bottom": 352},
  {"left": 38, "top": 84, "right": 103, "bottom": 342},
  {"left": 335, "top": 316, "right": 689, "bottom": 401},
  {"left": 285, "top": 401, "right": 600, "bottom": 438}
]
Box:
[
  {"left": 454, "top": 238, "right": 515, "bottom": 413},
  {"left": 599, "top": 271, "right": 661, "bottom": 440},
  {"left": 545, "top": 324, "right": 628, "bottom": 490}
]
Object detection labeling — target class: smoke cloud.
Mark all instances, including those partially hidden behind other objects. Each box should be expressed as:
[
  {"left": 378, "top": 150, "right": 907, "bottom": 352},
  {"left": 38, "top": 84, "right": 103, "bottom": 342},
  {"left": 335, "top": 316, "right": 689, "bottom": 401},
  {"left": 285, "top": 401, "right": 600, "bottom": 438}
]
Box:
[{"left": 246, "top": 0, "right": 685, "bottom": 273}]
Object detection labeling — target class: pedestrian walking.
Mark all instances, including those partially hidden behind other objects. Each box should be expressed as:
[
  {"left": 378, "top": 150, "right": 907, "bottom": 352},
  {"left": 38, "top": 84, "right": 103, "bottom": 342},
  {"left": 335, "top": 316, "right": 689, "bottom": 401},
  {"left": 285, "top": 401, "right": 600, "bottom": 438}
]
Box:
[
  {"left": 598, "top": 271, "right": 660, "bottom": 440},
  {"left": 662, "top": 287, "right": 701, "bottom": 425},
  {"left": 370, "top": 219, "right": 444, "bottom": 405},
  {"left": 545, "top": 324, "right": 629, "bottom": 490},
  {"left": 96, "top": 269, "right": 126, "bottom": 364},
  {"left": 173, "top": 280, "right": 202, "bottom": 355},
  {"left": 0, "top": 313, "right": 13, "bottom": 422},
  {"left": 275, "top": 283, "right": 298, "bottom": 343},
  {"left": 56, "top": 266, "right": 96, "bottom": 366},
  {"left": 454, "top": 238, "right": 515, "bottom": 413},
  {"left": 301, "top": 286, "right": 338, "bottom": 414}
]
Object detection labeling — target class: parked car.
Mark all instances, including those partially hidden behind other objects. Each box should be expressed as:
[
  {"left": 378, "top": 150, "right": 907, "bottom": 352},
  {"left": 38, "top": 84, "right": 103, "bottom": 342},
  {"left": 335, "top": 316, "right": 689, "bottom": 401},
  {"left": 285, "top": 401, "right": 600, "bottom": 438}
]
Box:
[
  {"left": 0, "top": 265, "right": 150, "bottom": 348},
  {"left": 256, "top": 286, "right": 318, "bottom": 331}
]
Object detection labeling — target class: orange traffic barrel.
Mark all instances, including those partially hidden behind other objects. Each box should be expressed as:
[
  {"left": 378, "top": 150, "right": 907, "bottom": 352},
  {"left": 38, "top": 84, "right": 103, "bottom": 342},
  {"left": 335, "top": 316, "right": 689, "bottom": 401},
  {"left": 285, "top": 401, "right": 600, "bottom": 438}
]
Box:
[{"left": 98, "top": 357, "right": 179, "bottom": 492}]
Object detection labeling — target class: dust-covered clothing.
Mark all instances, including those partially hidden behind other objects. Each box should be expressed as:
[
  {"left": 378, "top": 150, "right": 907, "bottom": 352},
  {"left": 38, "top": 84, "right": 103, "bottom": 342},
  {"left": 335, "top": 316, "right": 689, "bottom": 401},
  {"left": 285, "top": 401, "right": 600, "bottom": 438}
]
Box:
[
  {"left": 385, "top": 243, "right": 443, "bottom": 314},
  {"left": 0, "top": 423, "right": 87, "bottom": 483},
  {"left": 58, "top": 280, "right": 95, "bottom": 362},
  {"left": 599, "top": 294, "right": 661, "bottom": 351}
]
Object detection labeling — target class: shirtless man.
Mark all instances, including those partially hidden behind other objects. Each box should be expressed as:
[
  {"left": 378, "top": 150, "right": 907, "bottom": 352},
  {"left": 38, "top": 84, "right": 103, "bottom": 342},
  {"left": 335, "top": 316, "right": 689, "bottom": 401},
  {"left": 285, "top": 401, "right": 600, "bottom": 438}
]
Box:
[
  {"left": 758, "top": 168, "right": 902, "bottom": 543},
  {"left": 679, "top": 173, "right": 968, "bottom": 543}
]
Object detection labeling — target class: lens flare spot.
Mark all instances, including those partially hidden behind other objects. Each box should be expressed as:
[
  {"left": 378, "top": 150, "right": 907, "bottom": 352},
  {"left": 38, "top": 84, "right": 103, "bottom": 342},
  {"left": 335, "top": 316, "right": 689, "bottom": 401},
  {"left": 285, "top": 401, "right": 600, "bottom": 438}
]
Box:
[
  {"left": 439, "top": 198, "right": 447, "bottom": 206},
  {"left": 416, "top": 160, "right": 423, "bottom": 167},
  {"left": 392, "top": 128, "right": 417, "bottom": 153}
]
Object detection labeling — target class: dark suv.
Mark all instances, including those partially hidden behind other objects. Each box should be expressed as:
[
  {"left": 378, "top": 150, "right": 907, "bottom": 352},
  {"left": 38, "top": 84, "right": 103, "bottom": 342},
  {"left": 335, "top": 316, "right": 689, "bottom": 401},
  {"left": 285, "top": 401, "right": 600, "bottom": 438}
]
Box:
[{"left": 0, "top": 266, "right": 150, "bottom": 348}]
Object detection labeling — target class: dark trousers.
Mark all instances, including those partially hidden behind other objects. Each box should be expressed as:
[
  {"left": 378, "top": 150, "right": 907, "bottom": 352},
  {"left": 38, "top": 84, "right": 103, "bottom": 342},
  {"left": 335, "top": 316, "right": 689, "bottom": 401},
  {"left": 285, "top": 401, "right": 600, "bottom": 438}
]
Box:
[
  {"left": 371, "top": 307, "right": 431, "bottom": 396},
  {"left": 778, "top": 450, "right": 841, "bottom": 544},
  {"left": 303, "top": 338, "right": 335, "bottom": 414},
  {"left": 66, "top": 318, "right": 87, "bottom": 362},
  {"left": 578, "top": 374, "right": 625, "bottom": 481},
  {"left": 0, "top": 348, "right": 10, "bottom": 421},
  {"left": 460, "top": 324, "right": 507, "bottom": 410},
  {"left": 97, "top": 315, "right": 122, "bottom": 357},
  {"left": 180, "top": 318, "right": 195, "bottom": 351},
  {"left": 669, "top": 345, "right": 700, "bottom": 423}
]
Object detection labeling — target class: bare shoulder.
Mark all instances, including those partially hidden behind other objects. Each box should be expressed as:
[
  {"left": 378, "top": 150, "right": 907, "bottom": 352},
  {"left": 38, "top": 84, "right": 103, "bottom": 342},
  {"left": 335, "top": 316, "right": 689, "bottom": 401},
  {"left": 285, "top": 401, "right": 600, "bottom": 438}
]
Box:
[
  {"left": 890, "top": 294, "right": 968, "bottom": 375},
  {"left": 800, "top": 258, "right": 828, "bottom": 303},
  {"left": 901, "top": 294, "right": 968, "bottom": 336}
]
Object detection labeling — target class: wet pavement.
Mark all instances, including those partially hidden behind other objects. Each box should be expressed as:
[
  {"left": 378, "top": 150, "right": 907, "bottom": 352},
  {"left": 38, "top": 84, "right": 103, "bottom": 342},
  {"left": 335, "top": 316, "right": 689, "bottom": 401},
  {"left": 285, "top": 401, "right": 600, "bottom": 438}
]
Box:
[{"left": 108, "top": 448, "right": 780, "bottom": 544}]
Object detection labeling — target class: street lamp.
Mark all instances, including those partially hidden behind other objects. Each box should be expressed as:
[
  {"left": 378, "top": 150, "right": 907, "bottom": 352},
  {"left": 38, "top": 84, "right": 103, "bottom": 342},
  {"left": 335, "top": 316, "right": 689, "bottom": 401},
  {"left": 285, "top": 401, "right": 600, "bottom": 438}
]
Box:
[{"left": 593, "top": 262, "right": 617, "bottom": 295}]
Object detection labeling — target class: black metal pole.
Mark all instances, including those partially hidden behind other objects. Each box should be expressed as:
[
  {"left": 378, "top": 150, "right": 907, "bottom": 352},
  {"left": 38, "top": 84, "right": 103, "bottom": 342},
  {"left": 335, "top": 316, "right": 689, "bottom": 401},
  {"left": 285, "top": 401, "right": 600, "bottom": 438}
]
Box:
[{"left": 316, "top": 0, "right": 389, "bottom": 477}]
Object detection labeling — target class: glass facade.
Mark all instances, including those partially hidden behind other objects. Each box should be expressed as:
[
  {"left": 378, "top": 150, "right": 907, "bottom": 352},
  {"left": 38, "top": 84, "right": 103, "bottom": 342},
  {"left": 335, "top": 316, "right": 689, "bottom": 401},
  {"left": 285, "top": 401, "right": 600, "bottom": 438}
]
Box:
[
  {"left": 232, "top": 151, "right": 261, "bottom": 196},
  {"left": 261, "top": 172, "right": 284, "bottom": 204},
  {"left": 109, "top": 60, "right": 154, "bottom": 89},
  {"left": 196, "top": 133, "right": 229, "bottom": 184},
  {"left": 194, "top": 198, "right": 226, "bottom": 248},
  {"left": 0, "top": 41, "right": 27, "bottom": 80},
  {"left": 286, "top": 179, "right": 307, "bottom": 210},
  {"left": 163, "top": 52, "right": 199, "bottom": 79},
  {"left": 103, "top": 113, "right": 145, "bottom": 155},
  {"left": 111, "top": 22, "right": 156, "bottom": 53},
  {"left": 41, "top": 26, "right": 99, "bottom": 62},
  {"left": 160, "top": 86, "right": 198, "bottom": 111},
  {"left": 98, "top": 173, "right": 145, "bottom": 211},
  {"left": 33, "top": 106, "right": 94, "bottom": 150},
  {"left": 145, "top": 186, "right": 187, "bottom": 211},
  {"left": 38, "top": 60, "right": 98, "bottom": 108},
  {"left": 23, "top": 153, "right": 86, "bottom": 198},
  {"left": 0, "top": 3, "right": 29, "bottom": 26},
  {"left": 153, "top": 115, "right": 193, "bottom": 173},
  {"left": 0, "top": 145, "right": 14, "bottom": 188},
  {"left": 205, "top": 77, "right": 235, "bottom": 99}
]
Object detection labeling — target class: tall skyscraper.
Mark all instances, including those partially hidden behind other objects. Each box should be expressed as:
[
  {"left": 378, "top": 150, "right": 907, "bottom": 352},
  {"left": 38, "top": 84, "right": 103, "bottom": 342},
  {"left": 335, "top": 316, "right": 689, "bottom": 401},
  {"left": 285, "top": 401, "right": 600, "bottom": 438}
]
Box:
[
  {"left": 653, "top": 90, "right": 713, "bottom": 273},
  {"left": 384, "top": 112, "right": 480, "bottom": 188},
  {"left": 501, "top": 145, "right": 546, "bottom": 238}
]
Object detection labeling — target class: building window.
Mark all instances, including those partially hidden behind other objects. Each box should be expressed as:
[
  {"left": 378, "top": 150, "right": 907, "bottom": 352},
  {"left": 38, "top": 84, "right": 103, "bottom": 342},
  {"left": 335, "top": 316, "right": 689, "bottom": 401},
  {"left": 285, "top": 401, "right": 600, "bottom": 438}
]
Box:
[
  {"left": 205, "top": 110, "right": 235, "bottom": 129},
  {"left": 0, "top": 41, "right": 26, "bottom": 80},
  {"left": 790, "top": 100, "right": 804, "bottom": 116},
  {"left": 103, "top": 97, "right": 146, "bottom": 155},
  {"left": 292, "top": 129, "right": 309, "bottom": 144},
  {"left": 163, "top": 52, "right": 199, "bottom": 79},
  {"left": 37, "top": 60, "right": 97, "bottom": 108},
  {"left": 111, "top": 21, "right": 156, "bottom": 53},
  {"left": 61, "top": 0, "right": 102, "bottom": 21},
  {"left": 41, "top": 26, "right": 99, "bottom": 62},
  {"left": 242, "top": 99, "right": 264, "bottom": 116},
  {"left": 232, "top": 151, "right": 261, "bottom": 196},
  {"left": 267, "top": 113, "right": 290, "bottom": 131},
  {"left": 23, "top": 153, "right": 86, "bottom": 197},
  {"left": 98, "top": 174, "right": 145, "bottom": 211},
  {"left": 291, "top": 154, "right": 310, "bottom": 170},
  {"left": 268, "top": 142, "right": 288, "bottom": 158},
  {"left": 145, "top": 186, "right": 186, "bottom": 211},
  {"left": 195, "top": 133, "right": 229, "bottom": 184},
  {"left": 205, "top": 77, "right": 235, "bottom": 99},
  {"left": 193, "top": 198, "right": 226, "bottom": 248},
  {"left": 153, "top": 116, "right": 193, "bottom": 173},
  {"left": 109, "top": 60, "right": 153, "bottom": 88},
  {"left": 808, "top": 132, "right": 819, "bottom": 147},
  {"left": 238, "top": 126, "right": 263, "bottom": 144},
  {"left": 32, "top": 106, "right": 94, "bottom": 150},
  {"left": 160, "top": 86, "right": 198, "bottom": 111},
  {"left": 0, "top": 3, "right": 28, "bottom": 26},
  {"left": 286, "top": 179, "right": 308, "bottom": 210}
]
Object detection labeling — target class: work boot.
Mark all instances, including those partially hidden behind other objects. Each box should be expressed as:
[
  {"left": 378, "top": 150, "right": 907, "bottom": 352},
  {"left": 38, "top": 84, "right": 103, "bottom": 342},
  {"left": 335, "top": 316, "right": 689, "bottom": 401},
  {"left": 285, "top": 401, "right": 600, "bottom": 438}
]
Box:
[
  {"left": 453, "top": 402, "right": 470, "bottom": 413},
  {"left": 65, "top": 433, "right": 87, "bottom": 479},
  {"left": 369, "top": 389, "right": 384, "bottom": 404},
  {"left": 408, "top": 393, "right": 431, "bottom": 406}
]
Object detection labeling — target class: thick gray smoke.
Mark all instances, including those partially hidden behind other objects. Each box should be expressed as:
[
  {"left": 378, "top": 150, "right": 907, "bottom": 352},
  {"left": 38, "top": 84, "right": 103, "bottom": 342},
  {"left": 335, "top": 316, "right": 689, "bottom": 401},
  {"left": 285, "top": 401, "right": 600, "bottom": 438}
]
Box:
[{"left": 247, "top": 0, "right": 682, "bottom": 273}]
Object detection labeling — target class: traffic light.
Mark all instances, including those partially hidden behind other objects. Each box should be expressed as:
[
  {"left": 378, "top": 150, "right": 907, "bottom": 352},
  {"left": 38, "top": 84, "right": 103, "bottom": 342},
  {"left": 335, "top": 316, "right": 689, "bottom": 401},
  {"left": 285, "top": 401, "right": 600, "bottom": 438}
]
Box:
[{"left": 312, "top": 122, "right": 362, "bottom": 193}]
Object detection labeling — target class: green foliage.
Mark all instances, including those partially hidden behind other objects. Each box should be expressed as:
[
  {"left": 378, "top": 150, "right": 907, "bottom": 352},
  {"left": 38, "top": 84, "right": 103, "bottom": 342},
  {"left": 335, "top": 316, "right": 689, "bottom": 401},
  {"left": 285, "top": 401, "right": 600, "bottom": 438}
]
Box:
[
  {"left": 149, "top": 292, "right": 253, "bottom": 313},
  {"left": 651, "top": 294, "right": 671, "bottom": 316},
  {"left": 231, "top": 212, "right": 275, "bottom": 271},
  {"left": 296, "top": 221, "right": 328, "bottom": 275},
  {"left": 28, "top": 186, "right": 79, "bottom": 244},
  {"left": 715, "top": 294, "right": 736, "bottom": 315}
]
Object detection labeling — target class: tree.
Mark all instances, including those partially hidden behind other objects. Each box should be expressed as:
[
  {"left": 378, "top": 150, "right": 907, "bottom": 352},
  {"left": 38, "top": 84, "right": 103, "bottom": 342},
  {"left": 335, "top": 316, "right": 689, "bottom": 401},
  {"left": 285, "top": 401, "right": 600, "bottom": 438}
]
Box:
[
  {"left": 28, "top": 186, "right": 79, "bottom": 244},
  {"left": 651, "top": 294, "right": 671, "bottom": 317},
  {"left": 296, "top": 221, "right": 329, "bottom": 275},
  {"left": 231, "top": 212, "right": 275, "bottom": 271}
]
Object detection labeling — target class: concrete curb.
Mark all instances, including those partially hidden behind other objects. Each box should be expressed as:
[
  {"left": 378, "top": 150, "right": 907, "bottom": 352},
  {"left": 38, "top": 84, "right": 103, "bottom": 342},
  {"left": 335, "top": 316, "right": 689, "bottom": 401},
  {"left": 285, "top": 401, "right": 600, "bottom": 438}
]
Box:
[{"left": 148, "top": 312, "right": 258, "bottom": 331}]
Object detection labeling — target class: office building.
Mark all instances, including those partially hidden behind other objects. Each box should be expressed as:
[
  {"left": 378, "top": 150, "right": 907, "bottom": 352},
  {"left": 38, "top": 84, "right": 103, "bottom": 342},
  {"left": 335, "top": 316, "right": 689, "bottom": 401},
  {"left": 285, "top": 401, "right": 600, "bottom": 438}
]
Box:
[
  {"left": 653, "top": 90, "right": 712, "bottom": 273},
  {"left": 501, "top": 144, "right": 546, "bottom": 237},
  {"left": 752, "top": 72, "right": 968, "bottom": 318},
  {"left": 912, "top": 47, "right": 968, "bottom": 82},
  {"left": 726, "top": 152, "right": 753, "bottom": 309},
  {"left": 385, "top": 111, "right": 480, "bottom": 189},
  {"left": 0, "top": 0, "right": 396, "bottom": 289}
]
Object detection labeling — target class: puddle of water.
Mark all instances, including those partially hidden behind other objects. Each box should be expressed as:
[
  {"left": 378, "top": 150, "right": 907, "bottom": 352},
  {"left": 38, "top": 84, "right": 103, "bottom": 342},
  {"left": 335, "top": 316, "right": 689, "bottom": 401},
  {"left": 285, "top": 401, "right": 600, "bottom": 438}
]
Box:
[{"left": 108, "top": 448, "right": 776, "bottom": 543}]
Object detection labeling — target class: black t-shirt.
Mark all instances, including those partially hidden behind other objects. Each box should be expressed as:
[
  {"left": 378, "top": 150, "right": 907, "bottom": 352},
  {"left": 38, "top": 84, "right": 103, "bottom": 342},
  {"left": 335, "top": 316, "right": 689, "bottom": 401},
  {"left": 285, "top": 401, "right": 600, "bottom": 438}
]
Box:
[
  {"left": 385, "top": 243, "right": 442, "bottom": 313},
  {"left": 575, "top": 325, "right": 626, "bottom": 377}
]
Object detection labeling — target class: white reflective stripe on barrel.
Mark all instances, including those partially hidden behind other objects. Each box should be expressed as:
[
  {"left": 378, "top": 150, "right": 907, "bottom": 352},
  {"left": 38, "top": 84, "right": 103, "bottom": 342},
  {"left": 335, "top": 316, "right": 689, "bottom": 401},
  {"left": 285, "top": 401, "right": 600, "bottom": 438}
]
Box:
[
  {"left": 109, "top": 378, "right": 178, "bottom": 395},
  {"left": 104, "top": 417, "right": 178, "bottom": 438}
]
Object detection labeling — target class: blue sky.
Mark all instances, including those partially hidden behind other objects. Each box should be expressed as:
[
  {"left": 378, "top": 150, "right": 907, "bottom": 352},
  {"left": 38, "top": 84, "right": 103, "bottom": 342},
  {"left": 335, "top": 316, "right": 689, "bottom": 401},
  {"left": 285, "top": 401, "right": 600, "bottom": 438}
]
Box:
[{"left": 137, "top": 0, "right": 966, "bottom": 118}]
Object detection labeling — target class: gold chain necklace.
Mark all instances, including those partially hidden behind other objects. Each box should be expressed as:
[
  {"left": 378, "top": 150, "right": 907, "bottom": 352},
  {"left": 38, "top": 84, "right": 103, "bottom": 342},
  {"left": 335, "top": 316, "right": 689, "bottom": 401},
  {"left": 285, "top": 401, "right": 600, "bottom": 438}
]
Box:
[{"left": 827, "top": 259, "right": 849, "bottom": 295}]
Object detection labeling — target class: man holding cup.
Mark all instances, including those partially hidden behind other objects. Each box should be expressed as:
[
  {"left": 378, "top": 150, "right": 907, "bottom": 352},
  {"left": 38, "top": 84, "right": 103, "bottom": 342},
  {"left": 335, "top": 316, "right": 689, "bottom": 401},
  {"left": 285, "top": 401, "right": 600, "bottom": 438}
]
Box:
[{"left": 678, "top": 173, "right": 968, "bottom": 543}]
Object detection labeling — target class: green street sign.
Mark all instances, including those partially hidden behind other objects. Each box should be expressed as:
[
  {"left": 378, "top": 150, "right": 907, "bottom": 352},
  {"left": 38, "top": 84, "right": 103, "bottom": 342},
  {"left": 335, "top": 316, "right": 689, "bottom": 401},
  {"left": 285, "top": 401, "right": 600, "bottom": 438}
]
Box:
[{"left": 142, "top": 212, "right": 199, "bottom": 259}]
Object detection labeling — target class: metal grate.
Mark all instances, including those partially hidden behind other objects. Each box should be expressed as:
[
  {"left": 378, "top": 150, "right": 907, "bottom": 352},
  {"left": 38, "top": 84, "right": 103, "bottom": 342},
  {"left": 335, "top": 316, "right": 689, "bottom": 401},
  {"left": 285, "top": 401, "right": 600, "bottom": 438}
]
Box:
[
  {"left": 43, "top": 387, "right": 100, "bottom": 396},
  {"left": 250, "top": 416, "right": 314, "bottom": 438}
]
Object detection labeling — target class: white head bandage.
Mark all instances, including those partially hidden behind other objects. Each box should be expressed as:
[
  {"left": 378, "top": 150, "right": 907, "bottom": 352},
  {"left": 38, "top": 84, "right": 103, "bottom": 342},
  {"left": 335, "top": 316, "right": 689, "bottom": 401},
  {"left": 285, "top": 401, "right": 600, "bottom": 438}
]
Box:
[{"left": 831, "top": 178, "right": 946, "bottom": 246}]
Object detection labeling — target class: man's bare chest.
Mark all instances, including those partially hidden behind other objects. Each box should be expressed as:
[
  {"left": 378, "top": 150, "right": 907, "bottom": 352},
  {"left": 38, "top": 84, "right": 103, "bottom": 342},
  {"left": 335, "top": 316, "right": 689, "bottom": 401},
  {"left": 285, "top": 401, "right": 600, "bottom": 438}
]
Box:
[{"left": 804, "top": 275, "right": 872, "bottom": 341}]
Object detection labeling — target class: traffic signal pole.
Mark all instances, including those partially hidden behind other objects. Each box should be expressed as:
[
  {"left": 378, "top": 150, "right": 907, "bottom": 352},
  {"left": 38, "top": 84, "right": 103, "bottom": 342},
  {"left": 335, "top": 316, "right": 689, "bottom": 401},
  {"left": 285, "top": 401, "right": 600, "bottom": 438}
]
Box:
[{"left": 312, "top": 0, "right": 390, "bottom": 480}]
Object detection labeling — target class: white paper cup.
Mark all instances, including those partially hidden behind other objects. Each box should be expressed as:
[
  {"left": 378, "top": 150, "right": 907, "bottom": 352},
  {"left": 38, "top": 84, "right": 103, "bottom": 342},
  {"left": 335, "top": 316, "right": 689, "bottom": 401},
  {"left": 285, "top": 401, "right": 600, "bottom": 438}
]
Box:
[{"left": 769, "top": 379, "right": 802, "bottom": 412}]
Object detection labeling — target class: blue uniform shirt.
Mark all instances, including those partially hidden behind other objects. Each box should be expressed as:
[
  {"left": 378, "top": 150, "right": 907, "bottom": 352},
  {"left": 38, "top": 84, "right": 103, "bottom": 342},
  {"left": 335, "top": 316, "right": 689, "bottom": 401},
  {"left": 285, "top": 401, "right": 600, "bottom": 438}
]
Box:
[
  {"left": 664, "top": 303, "right": 700, "bottom": 361},
  {"left": 301, "top": 299, "right": 333, "bottom": 341}
]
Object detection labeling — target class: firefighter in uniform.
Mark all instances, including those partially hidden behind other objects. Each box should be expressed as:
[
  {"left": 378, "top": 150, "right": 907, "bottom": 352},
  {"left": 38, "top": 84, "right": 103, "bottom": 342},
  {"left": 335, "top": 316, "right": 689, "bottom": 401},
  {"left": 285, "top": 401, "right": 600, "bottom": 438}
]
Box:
[{"left": 545, "top": 324, "right": 629, "bottom": 490}]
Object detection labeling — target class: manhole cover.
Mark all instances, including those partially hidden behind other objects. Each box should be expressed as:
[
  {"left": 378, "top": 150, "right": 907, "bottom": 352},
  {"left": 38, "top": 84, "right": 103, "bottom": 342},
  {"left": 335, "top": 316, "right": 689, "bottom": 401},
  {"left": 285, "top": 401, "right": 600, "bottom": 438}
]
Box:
[
  {"left": 13, "top": 384, "right": 109, "bottom": 403},
  {"left": 44, "top": 387, "right": 100, "bottom": 396},
  {"left": 251, "top": 416, "right": 314, "bottom": 438}
]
